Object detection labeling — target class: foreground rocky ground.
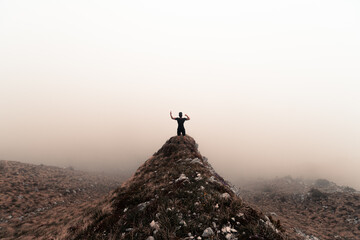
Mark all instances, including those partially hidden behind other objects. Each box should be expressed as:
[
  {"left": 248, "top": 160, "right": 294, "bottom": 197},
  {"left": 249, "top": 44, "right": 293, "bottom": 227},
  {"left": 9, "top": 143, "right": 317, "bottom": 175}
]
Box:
[
  {"left": 0, "top": 160, "right": 124, "bottom": 239},
  {"left": 238, "top": 177, "right": 360, "bottom": 240},
  {"left": 65, "top": 136, "right": 286, "bottom": 240},
  {"left": 2, "top": 142, "right": 359, "bottom": 239}
]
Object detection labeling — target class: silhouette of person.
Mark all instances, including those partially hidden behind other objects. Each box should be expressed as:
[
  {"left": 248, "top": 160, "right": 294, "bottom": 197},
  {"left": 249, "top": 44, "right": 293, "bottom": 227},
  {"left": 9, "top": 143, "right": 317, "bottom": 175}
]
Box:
[{"left": 170, "top": 111, "right": 190, "bottom": 136}]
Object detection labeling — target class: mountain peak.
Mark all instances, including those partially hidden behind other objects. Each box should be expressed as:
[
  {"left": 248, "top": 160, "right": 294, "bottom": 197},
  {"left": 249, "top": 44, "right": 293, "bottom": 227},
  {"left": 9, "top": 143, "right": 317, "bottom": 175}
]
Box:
[{"left": 66, "top": 136, "right": 285, "bottom": 240}]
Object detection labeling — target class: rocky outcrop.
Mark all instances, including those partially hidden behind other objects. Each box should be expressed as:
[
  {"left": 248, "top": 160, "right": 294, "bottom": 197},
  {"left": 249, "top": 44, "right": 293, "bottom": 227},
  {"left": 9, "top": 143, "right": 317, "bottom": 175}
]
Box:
[{"left": 66, "top": 136, "right": 285, "bottom": 240}]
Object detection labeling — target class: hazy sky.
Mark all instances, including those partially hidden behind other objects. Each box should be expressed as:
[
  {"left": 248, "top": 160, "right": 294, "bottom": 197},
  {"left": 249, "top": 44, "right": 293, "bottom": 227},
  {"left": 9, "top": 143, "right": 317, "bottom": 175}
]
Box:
[{"left": 1, "top": 1, "right": 360, "bottom": 188}]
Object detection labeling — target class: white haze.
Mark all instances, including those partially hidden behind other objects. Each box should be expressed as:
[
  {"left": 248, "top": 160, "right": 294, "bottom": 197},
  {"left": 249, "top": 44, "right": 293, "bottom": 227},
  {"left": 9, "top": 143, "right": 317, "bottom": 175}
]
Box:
[{"left": 1, "top": 1, "right": 360, "bottom": 189}]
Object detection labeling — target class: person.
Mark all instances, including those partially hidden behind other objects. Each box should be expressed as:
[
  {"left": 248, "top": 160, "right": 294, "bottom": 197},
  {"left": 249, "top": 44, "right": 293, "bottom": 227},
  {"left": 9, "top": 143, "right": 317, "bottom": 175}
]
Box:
[{"left": 170, "top": 111, "right": 190, "bottom": 136}]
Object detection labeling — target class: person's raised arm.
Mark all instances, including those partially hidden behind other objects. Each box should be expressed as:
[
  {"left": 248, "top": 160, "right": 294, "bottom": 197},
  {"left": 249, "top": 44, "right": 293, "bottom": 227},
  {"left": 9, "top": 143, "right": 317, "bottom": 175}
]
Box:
[
  {"left": 170, "top": 111, "right": 176, "bottom": 120},
  {"left": 185, "top": 114, "right": 190, "bottom": 120}
]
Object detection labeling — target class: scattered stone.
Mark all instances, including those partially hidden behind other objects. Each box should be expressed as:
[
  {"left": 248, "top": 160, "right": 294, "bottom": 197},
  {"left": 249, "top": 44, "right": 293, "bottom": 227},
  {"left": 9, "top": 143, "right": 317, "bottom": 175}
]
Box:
[
  {"left": 202, "top": 227, "right": 214, "bottom": 237},
  {"left": 191, "top": 158, "right": 203, "bottom": 165},
  {"left": 138, "top": 201, "right": 150, "bottom": 211},
  {"left": 222, "top": 226, "right": 231, "bottom": 233},
  {"left": 180, "top": 220, "right": 187, "bottom": 226},
  {"left": 225, "top": 233, "right": 234, "bottom": 240},
  {"left": 175, "top": 173, "right": 189, "bottom": 183},
  {"left": 221, "top": 193, "right": 231, "bottom": 199},
  {"left": 195, "top": 173, "right": 202, "bottom": 181},
  {"left": 150, "top": 220, "right": 160, "bottom": 230}
]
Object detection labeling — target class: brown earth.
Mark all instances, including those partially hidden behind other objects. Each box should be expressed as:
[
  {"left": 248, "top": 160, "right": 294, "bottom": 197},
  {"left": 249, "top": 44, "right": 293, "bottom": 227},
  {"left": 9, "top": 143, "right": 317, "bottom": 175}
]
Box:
[
  {"left": 64, "top": 136, "right": 287, "bottom": 240},
  {"left": 0, "top": 160, "right": 124, "bottom": 240},
  {"left": 238, "top": 177, "right": 360, "bottom": 240},
  {"left": 4, "top": 137, "right": 345, "bottom": 239}
]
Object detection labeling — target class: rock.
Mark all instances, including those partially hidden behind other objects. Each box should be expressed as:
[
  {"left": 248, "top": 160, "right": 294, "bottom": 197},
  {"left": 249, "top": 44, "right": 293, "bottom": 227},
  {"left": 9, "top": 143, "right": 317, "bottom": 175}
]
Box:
[
  {"left": 138, "top": 201, "right": 150, "bottom": 211},
  {"left": 225, "top": 233, "right": 234, "bottom": 240},
  {"left": 150, "top": 220, "right": 160, "bottom": 230},
  {"left": 191, "top": 158, "right": 203, "bottom": 165},
  {"left": 221, "top": 193, "right": 231, "bottom": 199},
  {"left": 195, "top": 173, "right": 202, "bottom": 181},
  {"left": 175, "top": 173, "right": 189, "bottom": 183},
  {"left": 146, "top": 237, "right": 155, "bottom": 240},
  {"left": 180, "top": 220, "right": 187, "bottom": 226},
  {"left": 202, "top": 227, "right": 214, "bottom": 237}
]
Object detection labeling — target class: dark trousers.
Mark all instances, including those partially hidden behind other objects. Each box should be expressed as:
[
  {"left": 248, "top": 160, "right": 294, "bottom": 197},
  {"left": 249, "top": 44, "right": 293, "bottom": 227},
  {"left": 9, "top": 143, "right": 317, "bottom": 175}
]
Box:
[{"left": 177, "top": 127, "right": 186, "bottom": 136}]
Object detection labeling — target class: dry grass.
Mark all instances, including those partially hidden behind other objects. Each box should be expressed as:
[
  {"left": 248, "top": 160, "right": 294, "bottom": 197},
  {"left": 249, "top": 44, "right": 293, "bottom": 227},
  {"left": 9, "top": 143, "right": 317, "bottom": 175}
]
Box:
[
  {"left": 240, "top": 176, "right": 360, "bottom": 240},
  {"left": 0, "top": 160, "right": 123, "bottom": 240},
  {"left": 66, "top": 136, "right": 285, "bottom": 240}
]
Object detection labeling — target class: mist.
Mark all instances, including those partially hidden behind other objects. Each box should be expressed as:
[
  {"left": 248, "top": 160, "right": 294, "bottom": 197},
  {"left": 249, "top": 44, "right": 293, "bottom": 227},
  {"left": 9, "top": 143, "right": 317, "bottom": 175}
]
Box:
[{"left": 1, "top": 1, "right": 359, "bottom": 189}]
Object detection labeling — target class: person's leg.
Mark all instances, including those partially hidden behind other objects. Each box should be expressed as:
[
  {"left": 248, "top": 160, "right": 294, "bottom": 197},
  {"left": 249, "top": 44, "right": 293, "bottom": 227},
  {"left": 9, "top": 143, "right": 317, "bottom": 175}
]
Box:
[
  {"left": 177, "top": 128, "right": 181, "bottom": 136},
  {"left": 182, "top": 128, "right": 186, "bottom": 136}
]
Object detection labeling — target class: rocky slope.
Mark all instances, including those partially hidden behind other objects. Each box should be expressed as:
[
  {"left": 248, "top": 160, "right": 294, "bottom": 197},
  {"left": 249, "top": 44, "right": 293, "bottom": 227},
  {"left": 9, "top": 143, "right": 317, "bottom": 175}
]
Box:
[
  {"left": 65, "top": 136, "right": 286, "bottom": 240},
  {"left": 238, "top": 177, "right": 360, "bottom": 240},
  {"left": 0, "top": 160, "right": 123, "bottom": 239}
]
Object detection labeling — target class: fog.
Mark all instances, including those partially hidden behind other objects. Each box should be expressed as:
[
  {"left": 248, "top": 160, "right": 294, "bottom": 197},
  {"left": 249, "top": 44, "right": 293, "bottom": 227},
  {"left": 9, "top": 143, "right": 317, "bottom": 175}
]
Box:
[{"left": 1, "top": 1, "right": 360, "bottom": 189}]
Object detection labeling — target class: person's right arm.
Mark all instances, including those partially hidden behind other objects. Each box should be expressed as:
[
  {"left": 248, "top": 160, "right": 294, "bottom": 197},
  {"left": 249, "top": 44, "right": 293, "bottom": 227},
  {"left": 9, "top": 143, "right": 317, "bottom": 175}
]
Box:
[
  {"left": 185, "top": 114, "right": 190, "bottom": 120},
  {"left": 170, "top": 111, "right": 176, "bottom": 120}
]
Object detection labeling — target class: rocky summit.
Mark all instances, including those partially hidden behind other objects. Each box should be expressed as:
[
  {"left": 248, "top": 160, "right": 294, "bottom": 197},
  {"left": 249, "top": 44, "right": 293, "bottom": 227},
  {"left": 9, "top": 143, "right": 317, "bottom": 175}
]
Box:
[{"left": 65, "top": 136, "right": 285, "bottom": 240}]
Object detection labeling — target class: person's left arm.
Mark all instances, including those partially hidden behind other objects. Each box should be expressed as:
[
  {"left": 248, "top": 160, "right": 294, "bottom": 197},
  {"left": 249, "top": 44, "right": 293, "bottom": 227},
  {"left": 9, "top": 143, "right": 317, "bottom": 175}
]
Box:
[{"left": 185, "top": 114, "right": 190, "bottom": 120}]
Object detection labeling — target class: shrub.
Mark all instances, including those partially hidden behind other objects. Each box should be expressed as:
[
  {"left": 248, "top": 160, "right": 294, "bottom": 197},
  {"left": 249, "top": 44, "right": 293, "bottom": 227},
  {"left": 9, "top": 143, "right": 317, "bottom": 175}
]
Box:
[
  {"left": 0, "top": 161, "right": 6, "bottom": 172},
  {"left": 309, "top": 188, "right": 327, "bottom": 201},
  {"left": 314, "top": 179, "right": 330, "bottom": 188}
]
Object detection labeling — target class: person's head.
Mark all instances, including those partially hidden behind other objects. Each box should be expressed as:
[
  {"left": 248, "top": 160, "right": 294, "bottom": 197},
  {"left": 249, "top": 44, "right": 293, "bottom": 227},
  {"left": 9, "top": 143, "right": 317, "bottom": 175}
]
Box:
[{"left": 179, "top": 112, "right": 183, "bottom": 118}]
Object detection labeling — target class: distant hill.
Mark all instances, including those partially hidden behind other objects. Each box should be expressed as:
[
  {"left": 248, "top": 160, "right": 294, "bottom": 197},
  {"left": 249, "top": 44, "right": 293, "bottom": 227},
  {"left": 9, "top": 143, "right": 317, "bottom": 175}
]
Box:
[
  {"left": 238, "top": 176, "right": 360, "bottom": 240},
  {"left": 65, "top": 136, "right": 286, "bottom": 240}
]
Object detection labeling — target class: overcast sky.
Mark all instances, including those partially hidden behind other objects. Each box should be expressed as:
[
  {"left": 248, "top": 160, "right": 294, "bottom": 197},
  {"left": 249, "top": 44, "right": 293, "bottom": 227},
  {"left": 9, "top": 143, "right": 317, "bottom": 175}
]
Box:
[{"left": 1, "top": 1, "right": 360, "bottom": 188}]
